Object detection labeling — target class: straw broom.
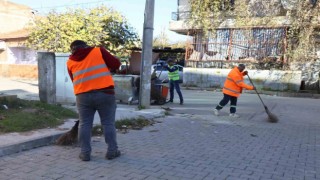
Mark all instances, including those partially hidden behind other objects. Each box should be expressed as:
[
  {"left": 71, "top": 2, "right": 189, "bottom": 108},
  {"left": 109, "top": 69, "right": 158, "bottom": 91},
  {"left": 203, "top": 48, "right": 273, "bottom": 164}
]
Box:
[
  {"left": 247, "top": 75, "right": 279, "bottom": 123},
  {"left": 56, "top": 120, "right": 79, "bottom": 145}
]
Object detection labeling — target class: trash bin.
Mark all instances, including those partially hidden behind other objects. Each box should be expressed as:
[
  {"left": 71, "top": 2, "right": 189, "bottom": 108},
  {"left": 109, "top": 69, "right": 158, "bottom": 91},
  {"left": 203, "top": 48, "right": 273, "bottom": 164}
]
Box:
[
  {"left": 151, "top": 81, "right": 168, "bottom": 105},
  {"left": 161, "top": 84, "right": 168, "bottom": 99}
]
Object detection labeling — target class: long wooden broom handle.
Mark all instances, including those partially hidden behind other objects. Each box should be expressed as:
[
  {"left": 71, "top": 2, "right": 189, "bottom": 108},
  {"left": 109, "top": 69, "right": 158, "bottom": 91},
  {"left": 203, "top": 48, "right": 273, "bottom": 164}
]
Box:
[{"left": 246, "top": 74, "right": 268, "bottom": 110}]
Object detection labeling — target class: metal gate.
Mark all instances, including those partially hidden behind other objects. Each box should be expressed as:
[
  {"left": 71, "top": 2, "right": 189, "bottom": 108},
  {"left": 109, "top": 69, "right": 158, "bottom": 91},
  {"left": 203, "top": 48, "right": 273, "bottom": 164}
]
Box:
[{"left": 186, "top": 27, "right": 287, "bottom": 68}]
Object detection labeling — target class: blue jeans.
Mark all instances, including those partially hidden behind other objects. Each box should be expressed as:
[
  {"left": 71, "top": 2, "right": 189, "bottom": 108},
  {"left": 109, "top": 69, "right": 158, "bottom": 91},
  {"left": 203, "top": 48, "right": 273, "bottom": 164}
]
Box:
[
  {"left": 76, "top": 91, "right": 118, "bottom": 155},
  {"left": 215, "top": 93, "right": 238, "bottom": 113},
  {"left": 169, "top": 80, "right": 183, "bottom": 102}
]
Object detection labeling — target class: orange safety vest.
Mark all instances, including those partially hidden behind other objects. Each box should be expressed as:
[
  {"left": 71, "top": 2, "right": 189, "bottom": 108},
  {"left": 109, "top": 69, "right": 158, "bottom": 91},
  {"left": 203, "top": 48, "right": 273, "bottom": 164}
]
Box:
[
  {"left": 67, "top": 47, "right": 114, "bottom": 95},
  {"left": 222, "top": 66, "right": 254, "bottom": 97}
]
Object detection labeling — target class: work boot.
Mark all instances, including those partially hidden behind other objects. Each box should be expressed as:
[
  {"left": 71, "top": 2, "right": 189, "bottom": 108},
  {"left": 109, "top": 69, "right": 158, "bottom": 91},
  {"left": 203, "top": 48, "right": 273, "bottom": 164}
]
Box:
[
  {"left": 79, "top": 153, "right": 91, "bottom": 161},
  {"left": 213, "top": 109, "right": 219, "bottom": 116},
  {"left": 229, "top": 113, "right": 240, "bottom": 118},
  {"left": 106, "top": 150, "right": 121, "bottom": 160},
  {"left": 166, "top": 100, "right": 173, "bottom": 104}
]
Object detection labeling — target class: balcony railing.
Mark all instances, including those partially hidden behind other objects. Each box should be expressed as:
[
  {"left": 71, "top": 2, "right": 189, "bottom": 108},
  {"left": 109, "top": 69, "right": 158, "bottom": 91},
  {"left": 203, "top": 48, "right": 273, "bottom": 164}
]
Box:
[
  {"left": 171, "top": 11, "right": 191, "bottom": 21},
  {"left": 185, "top": 27, "right": 288, "bottom": 69}
]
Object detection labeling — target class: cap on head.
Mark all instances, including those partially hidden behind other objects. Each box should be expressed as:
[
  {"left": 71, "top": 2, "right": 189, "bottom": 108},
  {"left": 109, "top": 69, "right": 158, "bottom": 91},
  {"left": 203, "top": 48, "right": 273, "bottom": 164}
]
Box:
[
  {"left": 167, "top": 59, "right": 174, "bottom": 63},
  {"left": 238, "top": 64, "right": 246, "bottom": 72},
  {"left": 70, "top": 40, "right": 87, "bottom": 52}
]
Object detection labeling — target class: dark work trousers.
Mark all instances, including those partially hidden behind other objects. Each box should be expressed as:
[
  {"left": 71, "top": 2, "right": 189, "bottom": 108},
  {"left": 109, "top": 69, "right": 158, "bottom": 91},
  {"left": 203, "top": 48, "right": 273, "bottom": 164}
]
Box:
[
  {"left": 169, "top": 80, "right": 183, "bottom": 103},
  {"left": 215, "top": 93, "right": 238, "bottom": 113},
  {"left": 76, "top": 91, "right": 118, "bottom": 156}
]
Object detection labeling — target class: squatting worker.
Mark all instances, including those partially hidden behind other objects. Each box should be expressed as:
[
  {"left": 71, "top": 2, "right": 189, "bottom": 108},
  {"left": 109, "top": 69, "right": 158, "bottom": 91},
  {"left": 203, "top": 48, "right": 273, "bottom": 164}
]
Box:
[
  {"left": 165, "top": 59, "right": 184, "bottom": 105},
  {"left": 67, "top": 40, "right": 121, "bottom": 161},
  {"left": 213, "top": 64, "right": 255, "bottom": 118}
]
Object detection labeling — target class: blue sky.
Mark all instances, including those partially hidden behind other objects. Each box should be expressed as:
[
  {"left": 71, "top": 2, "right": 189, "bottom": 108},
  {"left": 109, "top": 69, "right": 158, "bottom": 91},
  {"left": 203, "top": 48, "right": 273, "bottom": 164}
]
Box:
[{"left": 10, "top": 0, "right": 188, "bottom": 43}]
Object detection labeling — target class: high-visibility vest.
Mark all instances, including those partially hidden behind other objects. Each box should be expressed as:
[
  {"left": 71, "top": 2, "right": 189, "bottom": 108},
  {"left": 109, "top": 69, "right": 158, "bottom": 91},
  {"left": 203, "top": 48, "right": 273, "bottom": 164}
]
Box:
[
  {"left": 67, "top": 47, "right": 114, "bottom": 95},
  {"left": 222, "top": 67, "right": 253, "bottom": 97},
  {"left": 168, "top": 65, "right": 180, "bottom": 81}
]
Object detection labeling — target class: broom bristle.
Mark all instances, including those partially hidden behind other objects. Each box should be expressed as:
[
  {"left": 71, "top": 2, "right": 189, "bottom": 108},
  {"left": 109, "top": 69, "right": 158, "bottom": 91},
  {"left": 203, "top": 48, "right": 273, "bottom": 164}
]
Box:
[
  {"left": 265, "top": 109, "right": 279, "bottom": 123},
  {"left": 56, "top": 120, "right": 79, "bottom": 145}
]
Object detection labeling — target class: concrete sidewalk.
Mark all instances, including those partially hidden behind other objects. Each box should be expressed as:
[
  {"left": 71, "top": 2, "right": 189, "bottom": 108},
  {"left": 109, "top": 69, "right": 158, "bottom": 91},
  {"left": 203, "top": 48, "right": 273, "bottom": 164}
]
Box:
[
  {"left": 0, "top": 77, "right": 166, "bottom": 156},
  {"left": 0, "top": 103, "right": 166, "bottom": 157}
]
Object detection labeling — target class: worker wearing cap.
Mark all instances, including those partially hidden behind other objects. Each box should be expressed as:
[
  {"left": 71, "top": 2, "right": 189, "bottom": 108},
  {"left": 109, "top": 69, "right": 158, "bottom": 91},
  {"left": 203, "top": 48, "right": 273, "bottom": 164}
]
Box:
[
  {"left": 213, "top": 64, "right": 255, "bottom": 118},
  {"left": 165, "top": 59, "right": 184, "bottom": 105},
  {"left": 67, "top": 40, "right": 121, "bottom": 161}
]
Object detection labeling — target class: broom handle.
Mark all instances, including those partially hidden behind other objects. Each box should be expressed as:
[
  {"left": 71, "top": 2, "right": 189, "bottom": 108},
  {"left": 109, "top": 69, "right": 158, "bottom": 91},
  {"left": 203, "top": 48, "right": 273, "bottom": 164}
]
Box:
[
  {"left": 158, "top": 64, "right": 164, "bottom": 78},
  {"left": 246, "top": 74, "right": 268, "bottom": 110}
]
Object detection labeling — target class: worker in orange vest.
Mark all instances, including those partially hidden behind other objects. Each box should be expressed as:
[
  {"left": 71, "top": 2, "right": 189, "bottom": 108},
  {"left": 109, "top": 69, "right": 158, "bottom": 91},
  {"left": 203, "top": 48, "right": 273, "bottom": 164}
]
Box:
[
  {"left": 213, "top": 64, "right": 255, "bottom": 118},
  {"left": 67, "top": 40, "right": 121, "bottom": 161}
]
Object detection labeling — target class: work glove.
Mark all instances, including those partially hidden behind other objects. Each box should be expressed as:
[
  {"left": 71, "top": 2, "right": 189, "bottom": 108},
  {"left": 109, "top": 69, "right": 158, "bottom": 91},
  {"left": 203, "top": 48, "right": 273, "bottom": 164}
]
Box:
[{"left": 243, "top": 71, "right": 248, "bottom": 76}]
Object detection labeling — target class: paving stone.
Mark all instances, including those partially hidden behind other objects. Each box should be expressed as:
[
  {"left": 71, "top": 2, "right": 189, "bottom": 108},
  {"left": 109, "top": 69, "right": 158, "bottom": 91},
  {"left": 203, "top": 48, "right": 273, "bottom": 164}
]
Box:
[{"left": 0, "top": 89, "right": 320, "bottom": 179}]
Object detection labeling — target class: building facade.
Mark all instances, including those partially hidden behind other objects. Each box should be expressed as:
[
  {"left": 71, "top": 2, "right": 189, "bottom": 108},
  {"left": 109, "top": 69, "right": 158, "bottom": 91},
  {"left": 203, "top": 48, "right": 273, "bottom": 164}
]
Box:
[
  {"left": 0, "top": 1, "right": 37, "bottom": 79},
  {"left": 169, "top": 0, "right": 320, "bottom": 91},
  {"left": 169, "top": 0, "right": 319, "bottom": 69},
  {"left": 0, "top": 0, "right": 37, "bottom": 65}
]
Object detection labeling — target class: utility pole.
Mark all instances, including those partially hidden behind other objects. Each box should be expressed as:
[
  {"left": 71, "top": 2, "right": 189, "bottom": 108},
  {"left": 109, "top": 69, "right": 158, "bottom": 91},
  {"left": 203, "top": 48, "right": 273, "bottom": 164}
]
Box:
[{"left": 139, "top": 0, "right": 155, "bottom": 109}]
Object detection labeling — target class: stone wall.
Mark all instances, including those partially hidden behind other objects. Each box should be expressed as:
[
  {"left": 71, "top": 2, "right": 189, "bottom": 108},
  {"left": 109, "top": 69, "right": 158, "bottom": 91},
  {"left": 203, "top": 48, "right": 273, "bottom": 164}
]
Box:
[
  {"left": 183, "top": 68, "right": 302, "bottom": 92},
  {"left": 290, "top": 60, "right": 320, "bottom": 91}
]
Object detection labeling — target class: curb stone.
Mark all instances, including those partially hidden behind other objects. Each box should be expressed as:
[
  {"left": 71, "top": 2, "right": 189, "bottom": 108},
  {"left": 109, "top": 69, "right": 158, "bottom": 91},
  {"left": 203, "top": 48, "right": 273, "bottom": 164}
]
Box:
[
  {"left": 0, "top": 107, "right": 166, "bottom": 157},
  {"left": 0, "top": 133, "right": 63, "bottom": 157}
]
